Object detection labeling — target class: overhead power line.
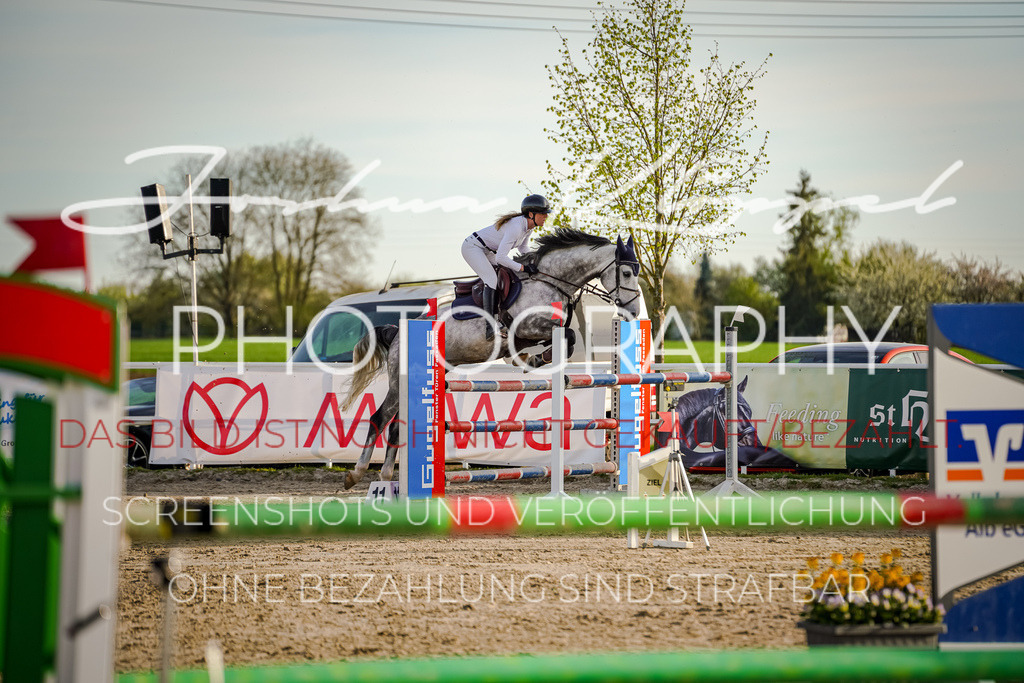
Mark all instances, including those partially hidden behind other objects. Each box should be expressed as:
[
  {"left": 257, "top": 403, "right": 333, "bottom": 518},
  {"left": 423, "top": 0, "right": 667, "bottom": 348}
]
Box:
[
  {"left": 426, "top": 0, "right": 1024, "bottom": 20},
  {"left": 106, "top": 0, "right": 1024, "bottom": 38}
]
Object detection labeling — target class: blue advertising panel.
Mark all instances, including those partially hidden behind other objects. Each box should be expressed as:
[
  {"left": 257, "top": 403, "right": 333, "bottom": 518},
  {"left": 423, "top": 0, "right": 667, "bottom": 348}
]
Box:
[
  {"left": 405, "top": 319, "right": 440, "bottom": 499},
  {"left": 616, "top": 319, "right": 650, "bottom": 487}
]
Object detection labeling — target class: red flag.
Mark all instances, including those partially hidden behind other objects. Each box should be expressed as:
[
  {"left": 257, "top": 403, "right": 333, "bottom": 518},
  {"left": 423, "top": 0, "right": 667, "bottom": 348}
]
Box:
[{"left": 9, "top": 215, "right": 87, "bottom": 273}]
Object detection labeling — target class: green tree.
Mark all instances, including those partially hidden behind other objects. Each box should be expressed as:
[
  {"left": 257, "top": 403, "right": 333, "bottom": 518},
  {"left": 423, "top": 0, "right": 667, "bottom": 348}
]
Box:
[
  {"left": 719, "top": 273, "right": 779, "bottom": 342},
  {"left": 543, "top": 0, "right": 770, "bottom": 335},
  {"left": 124, "top": 274, "right": 186, "bottom": 338},
  {"left": 838, "top": 240, "right": 951, "bottom": 343},
  {"left": 778, "top": 171, "right": 856, "bottom": 336},
  {"left": 641, "top": 262, "right": 699, "bottom": 340},
  {"left": 947, "top": 255, "right": 1024, "bottom": 303},
  {"left": 693, "top": 252, "right": 713, "bottom": 337}
]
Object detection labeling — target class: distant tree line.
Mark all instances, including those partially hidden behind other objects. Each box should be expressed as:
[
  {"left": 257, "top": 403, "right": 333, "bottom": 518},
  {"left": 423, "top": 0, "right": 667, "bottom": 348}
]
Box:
[{"left": 649, "top": 171, "right": 1024, "bottom": 343}]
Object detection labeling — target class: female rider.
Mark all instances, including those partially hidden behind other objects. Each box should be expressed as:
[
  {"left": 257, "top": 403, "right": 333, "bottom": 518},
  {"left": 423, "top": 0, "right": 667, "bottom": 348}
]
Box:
[{"left": 461, "top": 194, "right": 550, "bottom": 339}]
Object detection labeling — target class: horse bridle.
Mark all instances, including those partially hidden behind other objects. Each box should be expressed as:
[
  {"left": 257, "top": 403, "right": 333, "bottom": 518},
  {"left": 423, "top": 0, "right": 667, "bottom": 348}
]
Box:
[{"left": 527, "top": 253, "right": 642, "bottom": 310}]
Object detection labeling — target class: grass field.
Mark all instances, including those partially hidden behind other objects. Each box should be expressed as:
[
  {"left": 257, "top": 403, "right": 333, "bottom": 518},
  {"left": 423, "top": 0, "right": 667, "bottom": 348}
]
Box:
[
  {"left": 129, "top": 337, "right": 292, "bottom": 363},
  {"left": 128, "top": 337, "right": 995, "bottom": 364}
]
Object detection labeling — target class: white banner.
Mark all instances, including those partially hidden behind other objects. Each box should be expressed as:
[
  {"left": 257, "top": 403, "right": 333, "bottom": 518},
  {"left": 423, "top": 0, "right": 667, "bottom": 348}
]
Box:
[
  {"left": 151, "top": 364, "right": 605, "bottom": 467},
  {"left": 932, "top": 350, "right": 1024, "bottom": 600}
]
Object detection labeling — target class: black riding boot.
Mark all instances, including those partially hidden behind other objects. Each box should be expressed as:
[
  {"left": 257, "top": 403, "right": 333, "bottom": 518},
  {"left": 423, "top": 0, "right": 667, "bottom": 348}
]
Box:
[{"left": 482, "top": 286, "right": 503, "bottom": 341}]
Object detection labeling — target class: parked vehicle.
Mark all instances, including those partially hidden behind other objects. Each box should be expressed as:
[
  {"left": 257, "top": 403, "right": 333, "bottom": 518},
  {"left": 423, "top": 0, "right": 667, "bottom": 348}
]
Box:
[
  {"left": 123, "top": 376, "right": 155, "bottom": 467},
  {"left": 290, "top": 278, "right": 648, "bottom": 365},
  {"left": 770, "top": 342, "right": 971, "bottom": 364}
]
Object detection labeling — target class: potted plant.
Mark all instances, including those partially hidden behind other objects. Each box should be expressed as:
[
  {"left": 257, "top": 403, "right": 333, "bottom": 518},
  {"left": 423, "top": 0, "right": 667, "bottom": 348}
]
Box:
[{"left": 797, "top": 549, "right": 946, "bottom": 647}]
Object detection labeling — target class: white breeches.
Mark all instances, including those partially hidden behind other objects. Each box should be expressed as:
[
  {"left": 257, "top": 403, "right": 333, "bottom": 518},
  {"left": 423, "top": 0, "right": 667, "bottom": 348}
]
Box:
[{"left": 461, "top": 237, "right": 498, "bottom": 289}]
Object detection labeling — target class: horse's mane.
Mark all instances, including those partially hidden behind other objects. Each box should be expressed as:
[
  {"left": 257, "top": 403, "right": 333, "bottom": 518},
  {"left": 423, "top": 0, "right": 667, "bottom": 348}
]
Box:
[{"left": 531, "top": 228, "right": 611, "bottom": 260}]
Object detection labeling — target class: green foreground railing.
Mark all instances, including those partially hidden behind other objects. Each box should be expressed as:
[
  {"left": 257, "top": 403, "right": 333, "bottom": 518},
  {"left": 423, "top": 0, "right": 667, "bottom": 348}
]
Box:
[
  {"left": 117, "top": 647, "right": 1024, "bottom": 682},
  {"left": 124, "top": 492, "right": 1024, "bottom": 540}
]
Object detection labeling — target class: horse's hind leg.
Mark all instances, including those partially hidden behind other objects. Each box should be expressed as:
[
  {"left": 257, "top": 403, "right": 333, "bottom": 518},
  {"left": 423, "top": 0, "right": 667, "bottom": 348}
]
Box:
[
  {"left": 344, "top": 339, "right": 402, "bottom": 489},
  {"left": 344, "top": 405, "right": 387, "bottom": 489},
  {"left": 380, "top": 419, "right": 401, "bottom": 482}
]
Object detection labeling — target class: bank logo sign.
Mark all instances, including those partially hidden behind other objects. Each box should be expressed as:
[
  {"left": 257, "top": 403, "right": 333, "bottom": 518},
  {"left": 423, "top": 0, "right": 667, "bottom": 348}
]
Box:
[{"left": 945, "top": 409, "right": 1024, "bottom": 483}]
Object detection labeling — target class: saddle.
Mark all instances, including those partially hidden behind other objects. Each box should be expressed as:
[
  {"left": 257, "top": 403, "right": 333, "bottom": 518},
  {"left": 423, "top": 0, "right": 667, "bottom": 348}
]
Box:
[{"left": 451, "top": 266, "right": 523, "bottom": 321}]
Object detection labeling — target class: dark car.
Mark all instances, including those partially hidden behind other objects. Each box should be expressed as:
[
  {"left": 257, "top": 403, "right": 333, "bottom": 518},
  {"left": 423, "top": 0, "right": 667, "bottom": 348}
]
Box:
[
  {"left": 770, "top": 342, "right": 971, "bottom": 364},
  {"left": 123, "top": 376, "right": 155, "bottom": 467}
]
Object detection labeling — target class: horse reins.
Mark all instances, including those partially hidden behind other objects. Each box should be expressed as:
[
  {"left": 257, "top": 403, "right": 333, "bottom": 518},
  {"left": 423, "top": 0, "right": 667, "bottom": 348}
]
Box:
[{"left": 526, "top": 257, "right": 642, "bottom": 309}]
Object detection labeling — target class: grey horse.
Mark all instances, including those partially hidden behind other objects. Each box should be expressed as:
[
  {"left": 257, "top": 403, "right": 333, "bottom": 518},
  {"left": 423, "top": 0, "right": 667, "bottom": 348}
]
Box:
[{"left": 341, "top": 228, "right": 643, "bottom": 489}]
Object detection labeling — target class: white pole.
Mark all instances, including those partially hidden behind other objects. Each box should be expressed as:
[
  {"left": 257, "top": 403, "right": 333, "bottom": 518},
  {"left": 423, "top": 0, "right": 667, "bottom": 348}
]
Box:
[
  {"left": 725, "top": 325, "right": 739, "bottom": 483},
  {"left": 610, "top": 318, "right": 622, "bottom": 491},
  {"left": 626, "top": 451, "right": 639, "bottom": 548},
  {"left": 708, "top": 325, "right": 759, "bottom": 497},
  {"left": 549, "top": 326, "right": 567, "bottom": 497},
  {"left": 398, "top": 317, "right": 410, "bottom": 499}
]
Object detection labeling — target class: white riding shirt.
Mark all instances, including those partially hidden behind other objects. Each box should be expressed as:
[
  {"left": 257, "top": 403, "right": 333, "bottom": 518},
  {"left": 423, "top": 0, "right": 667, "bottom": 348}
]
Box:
[{"left": 471, "top": 215, "right": 534, "bottom": 272}]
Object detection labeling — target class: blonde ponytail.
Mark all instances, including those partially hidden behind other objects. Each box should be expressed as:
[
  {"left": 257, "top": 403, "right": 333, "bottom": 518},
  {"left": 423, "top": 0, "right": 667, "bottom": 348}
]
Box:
[{"left": 493, "top": 211, "right": 524, "bottom": 230}]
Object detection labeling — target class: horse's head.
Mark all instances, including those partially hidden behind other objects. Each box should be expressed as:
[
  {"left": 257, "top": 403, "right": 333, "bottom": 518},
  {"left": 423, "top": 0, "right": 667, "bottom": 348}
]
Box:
[
  {"left": 528, "top": 229, "right": 643, "bottom": 319},
  {"left": 597, "top": 235, "right": 642, "bottom": 320},
  {"left": 674, "top": 375, "right": 762, "bottom": 450},
  {"left": 731, "top": 376, "right": 763, "bottom": 448}
]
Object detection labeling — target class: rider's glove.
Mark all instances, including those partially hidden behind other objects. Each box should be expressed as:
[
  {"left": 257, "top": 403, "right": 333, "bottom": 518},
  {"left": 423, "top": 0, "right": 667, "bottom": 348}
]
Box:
[{"left": 523, "top": 263, "right": 539, "bottom": 275}]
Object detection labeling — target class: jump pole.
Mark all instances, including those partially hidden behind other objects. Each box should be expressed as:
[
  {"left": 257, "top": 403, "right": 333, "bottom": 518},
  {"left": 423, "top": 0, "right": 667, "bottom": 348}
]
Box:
[
  {"left": 117, "top": 647, "right": 1024, "bottom": 683},
  {"left": 124, "top": 493, "right": 1024, "bottom": 539}
]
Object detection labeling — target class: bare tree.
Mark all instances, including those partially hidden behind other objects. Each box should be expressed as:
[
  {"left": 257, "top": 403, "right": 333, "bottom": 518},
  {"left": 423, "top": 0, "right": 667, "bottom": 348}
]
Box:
[
  {"left": 241, "top": 139, "right": 373, "bottom": 330},
  {"left": 127, "top": 139, "right": 376, "bottom": 333}
]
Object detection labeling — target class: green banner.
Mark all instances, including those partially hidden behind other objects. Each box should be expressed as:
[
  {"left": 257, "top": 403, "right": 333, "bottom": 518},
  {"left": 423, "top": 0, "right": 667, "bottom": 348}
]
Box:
[{"left": 845, "top": 368, "right": 930, "bottom": 470}]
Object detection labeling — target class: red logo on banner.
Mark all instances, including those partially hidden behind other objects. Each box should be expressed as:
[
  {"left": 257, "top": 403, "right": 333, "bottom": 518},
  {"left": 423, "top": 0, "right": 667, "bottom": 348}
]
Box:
[{"left": 181, "top": 377, "right": 270, "bottom": 455}]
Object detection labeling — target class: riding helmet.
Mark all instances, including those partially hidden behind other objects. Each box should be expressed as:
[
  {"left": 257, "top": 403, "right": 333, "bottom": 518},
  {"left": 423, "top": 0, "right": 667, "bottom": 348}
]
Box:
[{"left": 521, "top": 194, "right": 552, "bottom": 214}]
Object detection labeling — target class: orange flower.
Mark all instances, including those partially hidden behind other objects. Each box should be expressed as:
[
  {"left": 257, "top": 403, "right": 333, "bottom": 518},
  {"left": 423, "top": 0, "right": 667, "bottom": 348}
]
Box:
[
  {"left": 830, "top": 552, "right": 844, "bottom": 566},
  {"left": 891, "top": 548, "right": 903, "bottom": 560},
  {"left": 850, "top": 573, "right": 869, "bottom": 593},
  {"left": 880, "top": 552, "right": 893, "bottom": 565},
  {"left": 807, "top": 557, "right": 820, "bottom": 570},
  {"left": 852, "top": 552, "right": 865, "bottom": 566}
]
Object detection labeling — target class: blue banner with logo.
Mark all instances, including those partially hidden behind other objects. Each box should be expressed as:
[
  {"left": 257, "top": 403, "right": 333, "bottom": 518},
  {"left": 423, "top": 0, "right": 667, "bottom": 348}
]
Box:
[{"left": 405, "top": 319, "right": 440, "bottom": 499}]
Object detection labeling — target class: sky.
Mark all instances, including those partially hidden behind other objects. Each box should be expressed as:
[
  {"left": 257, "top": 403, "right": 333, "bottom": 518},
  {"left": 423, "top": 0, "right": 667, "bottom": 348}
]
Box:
[{"left": 1, "top": 0, "right": 1022, "bottom": 295}]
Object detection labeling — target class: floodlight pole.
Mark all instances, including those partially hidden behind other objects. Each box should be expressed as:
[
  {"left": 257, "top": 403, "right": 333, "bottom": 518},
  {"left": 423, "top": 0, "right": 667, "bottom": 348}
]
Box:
[
  {"left": 148, "top": 175, "right": 229, "bottom": 365},
  {"left": 187, "top": 175, "right": 200, "bottom": 365}
]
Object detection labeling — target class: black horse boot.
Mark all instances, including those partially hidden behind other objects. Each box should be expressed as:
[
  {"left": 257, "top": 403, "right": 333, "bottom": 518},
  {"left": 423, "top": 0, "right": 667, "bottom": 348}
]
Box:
[{"left": 482, "top": 286, "right": 504, "bottom": 341}]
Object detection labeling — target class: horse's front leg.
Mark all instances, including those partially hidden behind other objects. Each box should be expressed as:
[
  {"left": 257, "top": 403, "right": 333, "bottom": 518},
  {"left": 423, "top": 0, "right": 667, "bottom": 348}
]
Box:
[{"left": 344, "top": 395, "right": 400, "bottom": 489}]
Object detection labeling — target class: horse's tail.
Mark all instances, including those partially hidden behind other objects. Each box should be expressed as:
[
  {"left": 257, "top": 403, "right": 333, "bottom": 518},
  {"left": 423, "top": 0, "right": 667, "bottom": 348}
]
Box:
[{"left": 342, "top": 325, "right": 397, "bottom": 410}]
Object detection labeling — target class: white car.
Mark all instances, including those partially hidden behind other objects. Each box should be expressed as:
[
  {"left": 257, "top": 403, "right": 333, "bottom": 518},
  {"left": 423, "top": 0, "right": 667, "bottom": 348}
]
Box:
[{"left": 290, "top": 278, "right": 648, "bottom": 365}]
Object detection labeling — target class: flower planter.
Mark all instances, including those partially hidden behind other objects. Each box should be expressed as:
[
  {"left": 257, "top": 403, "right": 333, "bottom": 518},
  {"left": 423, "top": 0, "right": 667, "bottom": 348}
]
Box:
[{"left": 797, "top": 620, "right": 945, "bottom": 648}]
